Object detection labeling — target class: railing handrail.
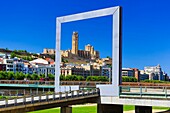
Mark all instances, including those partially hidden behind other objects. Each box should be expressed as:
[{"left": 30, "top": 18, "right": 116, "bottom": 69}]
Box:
[
  {"left": 119, "top": 85, "right": 170, "bottom": 99},
  {"left": 0, "top": 88, "right": 100, "bottom": 108},
  {"left": 119, "top": 85, "right": 170, "bottom": 88}
]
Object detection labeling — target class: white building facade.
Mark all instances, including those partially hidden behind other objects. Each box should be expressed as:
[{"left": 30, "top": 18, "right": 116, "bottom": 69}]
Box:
[{"left": 144, "top": 64, "right": 164, "bottom": 80}]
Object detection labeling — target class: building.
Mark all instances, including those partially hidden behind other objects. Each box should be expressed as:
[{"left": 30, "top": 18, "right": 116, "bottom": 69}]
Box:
[
  {"left": 44, "top": 32, "right": 100, "bottom": 60},
  {"left": 61, "top": 66, "right": 86, "bottom": 76},
  {"left": 61, "top": 64, "right": 102, "bottom": 77},
  {"left": 84, "top": 44, "right": 100, "bottom": 59},
  {"left": 81, "top": 64, "right": 102, "bottom": 76},
  {"left": 0, "top": 57, "right": 56, "bottom": 77},
  {"left": 61, "top": 50, "right": 72, "bottom": 58},
  {"left": 121, "top": 68, "right": 140, "bottom": 81},
  {"left": 139, "top": 64, "right": 167, "bottom": 81},
  {"left": 140, "top": 73, "right": 149, "bottom": 81},
  {"left": 3, "top": 59, "right": 14, "bottom": 72},
  {"left": 163, "top": 72, "right": 169, "bottom": 81},
  {"left": 122, "top": 68, "right": 134, "bottom": 77},
  {"left": 144, "top": 64, "right": 164, "bottom": 80},
  {"left": 96, "top": 58, "right": 112, "bottom": 66},
  {"left": 72, "top": 32, "right": 78, "bottom": 55},
  {"left": 3, "top": 58, "right": 26, "bottom": 73},
  {"left": 45, "top": 58, "right": 55, "bottom": 65},
  {"left": 133, "top": 68, "right": 140, "bottom": 81},
  {"left": 32, "top": 65, "right": 55, "bottom": 77},
  {"left": 30, "top": 58, "right": 49, "bottom": 65},
  {"left": 102, "top": 65, "right": 111, "bottom": 82},
  {"left": 0, "top": 64, "right": 6, "bottom": 71},
  {"left": 13, "top": 58, "right": 24, "bottom": 73},
  {"left": 30, "top": 58, "right": 55, "bottom": 76},
  {"left": 23, "top": 63, "right": 33, "bottom": 74},
  {"left": 61, "top": 32, "right": 100, "bottom": 59},
  {"left": 43, "top": 48, "right": 55, "bottom": 55}
]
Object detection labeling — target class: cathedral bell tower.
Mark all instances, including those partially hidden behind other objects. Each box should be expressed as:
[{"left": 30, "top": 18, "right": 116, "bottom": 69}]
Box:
[{"left": 72, "top": 32, "right": 78, "bottom": 55}]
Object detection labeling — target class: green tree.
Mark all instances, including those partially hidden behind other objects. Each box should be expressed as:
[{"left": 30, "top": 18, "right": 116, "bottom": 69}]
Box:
[
  {"left": 10, "top": 52, "right": 17, "bottom": 58},
  {"left": 122, "top": 76, "right": 137, "bottom": 82},
  {"left": 25, "top": 74, "right": 32, "bottom": 80},
  {"left": 77, "top": 76, "right": 85, "bottom": 81},
  {"left": 40, "top": 74, "right": 45, "bottom": 78},
  {"left": 7, "top": 71, "right": 15, "bottom": 80},
  {"left": 142, "top": 79, "right": 165, "bottom": 83},
  {"left": 18, "top": 72, "right": 25, "bottom": 80},
  {"left": 31, "top": 73, "right": 40, "bottom": 80},
  {"left": 48, "top": 74, "right": 55, "bottom": 80},
  {"left": 0, "top": 71, "right": 7, "bottom": 80},
  {"left": 86, "top": 76, "right": 109, "bottom": 82},
  {"left": 98, "top": 76, "right": 108, "bottom": 81},
  {"left": 106, "top": 56, "right": 111, "bottom": 58},
  {"left": 14, "top": 72, "right": 25, "bottom": 80},
  {"left": 60, "top": 75, "right": 65, "bottom": 81}
]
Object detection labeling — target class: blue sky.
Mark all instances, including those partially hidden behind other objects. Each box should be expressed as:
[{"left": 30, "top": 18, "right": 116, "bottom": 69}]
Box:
[{"left": 0, "top": 0, "right": 170, "bottom": 74}]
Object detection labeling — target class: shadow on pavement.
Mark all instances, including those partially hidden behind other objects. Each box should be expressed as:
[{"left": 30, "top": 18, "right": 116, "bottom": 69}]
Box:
[{"left": 156, "top": 109, "right": 170, "bottom": 113}]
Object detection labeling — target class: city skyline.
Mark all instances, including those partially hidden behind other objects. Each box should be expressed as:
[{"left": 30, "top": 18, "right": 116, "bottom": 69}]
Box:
[{"left": 1, "top": 0, "right": 170, "bottom": 74}]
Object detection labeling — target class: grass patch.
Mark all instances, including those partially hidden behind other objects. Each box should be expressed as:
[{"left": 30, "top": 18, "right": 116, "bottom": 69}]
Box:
[
  {"left": 124, "top": 105, "right": 135, "bottom": 111},
  {"left": 153, "top": 106, "right": 169, "bottom": 110},
  {"left": 28, "top": 106, "right": 97, "bottom": 113},
  {"left": 28, "top": 105, "right": 169, "bottom": 113},
  {"left": 73, "top": 106, "right": 97, "bottom": 113},
  {"left": 28, "top": 108, "right": 59, "bottom": 113}
]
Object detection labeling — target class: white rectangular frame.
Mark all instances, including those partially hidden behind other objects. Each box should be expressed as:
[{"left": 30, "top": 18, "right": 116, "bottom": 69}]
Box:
[{"left": 55, "top": 6, "right": 122, "bottom": 96}]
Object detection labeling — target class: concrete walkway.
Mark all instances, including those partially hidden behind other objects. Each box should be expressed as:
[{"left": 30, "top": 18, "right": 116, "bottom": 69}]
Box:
[{"left": 124, "top": 110, "right": 169, "bottom": 113}]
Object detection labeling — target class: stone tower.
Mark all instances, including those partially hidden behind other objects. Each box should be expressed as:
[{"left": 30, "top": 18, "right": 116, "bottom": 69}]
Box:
[{"left": 72, "top": 32, "right": 78, "bottom": 55}]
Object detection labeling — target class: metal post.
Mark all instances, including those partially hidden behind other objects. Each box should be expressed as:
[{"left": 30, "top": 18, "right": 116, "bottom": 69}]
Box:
[
  {"left": 14, "top": 97, "right": 17, "bottom": 106},
  {"left": 5, "top": 99, "right": 8, "bottom": 107},
  {"left": 92, "top": 89, "right": 94, "bottom": 95},
  {"left": 16, "top": 90, "right": 18, "bottom": 96},
  {"left": 140, "top": 86, "right": 142, "bottom": 97},
  {"left": 69, "top": 86, "right": 71, "bottom": 93},
  {"left": 43, "top": 88, "right": 44, "bottom": 93},
  {"left": 163, "top": 87, "right": 165, "bottom": 92},
  {"left": 165, "top": 87, "right": 167, "bottom": 98},
  {"left": 53, "top": 93, "right": 55, "bottom": 100},
  {"left": 9, "top": 90, "right": 11, "bottom": 98},
  {"left": 46, "top": 94, "right": 49, "bottom": 101},
  {"left": 36, "top": 88, "right": 38, "bottom": 95},
  {"left": 24, "top": 89, "right": 25, "bottom": 96},
  {"left": 59, "top": 92, "right": 62, "bottom": 100},
  {"left": 23, "top": 96, "right": 26, "bottom": 105},
  {"left": 82, "top": 89, "right": 85, "bottom": 96},
  {"left": 77, "top": 90, "right": 79, "bottom": 97},
  {"left": 71, "top": 91, "right": 74, "bottom": 98},
  {"left": 97, "top": 88, "right": 100, "bottom": 95},
  {"left": 30, "top": 88, "right": 32, "bottom": 95},
  {"left": 39, "top": 94, "right": 41, "bottom": 102},
  {"left": 8, "top": 89, "right": 9, "bottom": 96},
  {"left": 145, "top": 87, "right": 147, "bottom": 92},
  {"left": 65, "top": 92, "right": 68, "bottom": 99},
  {"left": 31, "top": 95, "right": 34, "bottom": 103}
]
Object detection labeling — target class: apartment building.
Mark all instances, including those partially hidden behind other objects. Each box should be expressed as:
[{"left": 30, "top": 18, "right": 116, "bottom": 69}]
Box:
[{"left": 3, "top": 59, "right": 14, "bottom": 72}]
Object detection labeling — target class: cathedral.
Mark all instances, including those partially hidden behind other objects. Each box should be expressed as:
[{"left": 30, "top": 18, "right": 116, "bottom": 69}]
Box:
[{"left": 61, "top": 32, "right": 100, "bottom": 60}]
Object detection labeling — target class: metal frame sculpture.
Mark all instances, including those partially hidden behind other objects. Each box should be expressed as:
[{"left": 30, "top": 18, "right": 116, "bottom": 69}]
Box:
[{"left": 55, "top": 6, "right": 122, "bottom": 95}]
